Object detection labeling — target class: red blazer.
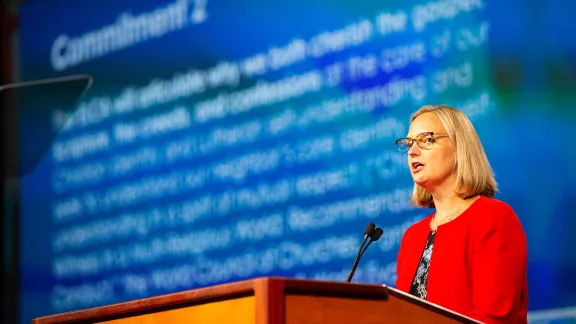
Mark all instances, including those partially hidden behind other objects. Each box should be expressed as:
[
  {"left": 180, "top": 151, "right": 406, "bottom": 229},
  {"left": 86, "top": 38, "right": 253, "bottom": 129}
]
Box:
[{"left": 396, "top": 196, "right": 528, "bottom": 324}]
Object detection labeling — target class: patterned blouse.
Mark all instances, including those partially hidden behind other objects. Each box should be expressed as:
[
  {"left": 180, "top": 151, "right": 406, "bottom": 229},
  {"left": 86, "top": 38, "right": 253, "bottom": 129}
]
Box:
[{"left": 409, "top": 231, "right": 436, "bottom": 300}]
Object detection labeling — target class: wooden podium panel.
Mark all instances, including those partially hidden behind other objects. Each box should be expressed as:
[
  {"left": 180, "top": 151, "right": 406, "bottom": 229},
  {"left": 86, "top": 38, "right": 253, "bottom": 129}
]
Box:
[
  {"left": 284, "top": 294, "right": 465, "bottom": 324},
  {"left": 32, "top": 277, "right": 481, "bottom": 324},
  {"left": 98, "top": 296, "right": 255, "bottom": 324}
]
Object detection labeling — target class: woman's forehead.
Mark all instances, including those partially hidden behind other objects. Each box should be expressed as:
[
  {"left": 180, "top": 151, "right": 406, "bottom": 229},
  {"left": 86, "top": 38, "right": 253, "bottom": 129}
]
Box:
[{"left": 408, "top": 114, "right": 447, "bottom": 137}]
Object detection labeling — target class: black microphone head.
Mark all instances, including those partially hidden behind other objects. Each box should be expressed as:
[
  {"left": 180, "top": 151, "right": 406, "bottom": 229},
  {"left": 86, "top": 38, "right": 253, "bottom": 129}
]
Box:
[
  {"left": 370, "top": 228, "right": 384, "bottom": 241},
  {"left": 364, "top": 222, "right": 376, "bottom": 236}
]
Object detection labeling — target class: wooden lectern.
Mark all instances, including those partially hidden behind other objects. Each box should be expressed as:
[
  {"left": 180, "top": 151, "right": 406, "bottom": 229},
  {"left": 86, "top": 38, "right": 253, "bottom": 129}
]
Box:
[{"left": 32, "top": 277, "right": 481, "bottom": 324}]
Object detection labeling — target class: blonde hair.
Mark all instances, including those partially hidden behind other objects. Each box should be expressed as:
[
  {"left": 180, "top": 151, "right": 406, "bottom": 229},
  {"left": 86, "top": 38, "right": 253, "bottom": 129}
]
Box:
[{"left": 410, "top": 104, "right": 497, "bottom": 208}]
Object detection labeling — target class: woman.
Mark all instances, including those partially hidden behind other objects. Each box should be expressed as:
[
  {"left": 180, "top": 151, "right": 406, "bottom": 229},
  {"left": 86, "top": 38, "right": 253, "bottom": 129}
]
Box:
[{"left": 394, "top": 105, "right": 528, "bottom": 324}]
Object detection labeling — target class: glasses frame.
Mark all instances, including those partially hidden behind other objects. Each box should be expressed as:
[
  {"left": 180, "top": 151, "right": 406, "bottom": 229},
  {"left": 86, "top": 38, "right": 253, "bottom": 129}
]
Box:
[{"left": 395, "top": 131, "right": 449, "bottom": 152}]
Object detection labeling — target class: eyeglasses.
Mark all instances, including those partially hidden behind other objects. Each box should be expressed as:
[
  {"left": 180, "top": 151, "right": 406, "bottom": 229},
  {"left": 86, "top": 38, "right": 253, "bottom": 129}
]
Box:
[{"left": 395, "top": 132, "right": 448, "bottom": 152}]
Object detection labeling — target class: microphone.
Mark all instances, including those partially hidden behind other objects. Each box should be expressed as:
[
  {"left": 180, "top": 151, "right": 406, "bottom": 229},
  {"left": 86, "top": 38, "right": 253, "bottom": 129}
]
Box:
[
  {"left": 346, "top": 222, "right": 377, "bottom": 283},
  {"left": 359, "top": 227, "right": 384, "bottom": 258}
]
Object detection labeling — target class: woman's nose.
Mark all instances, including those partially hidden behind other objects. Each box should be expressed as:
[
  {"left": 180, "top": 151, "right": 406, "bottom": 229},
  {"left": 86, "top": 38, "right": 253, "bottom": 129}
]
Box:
[{"left": 408, "top": 142, "right": 420, "bottom": 156}]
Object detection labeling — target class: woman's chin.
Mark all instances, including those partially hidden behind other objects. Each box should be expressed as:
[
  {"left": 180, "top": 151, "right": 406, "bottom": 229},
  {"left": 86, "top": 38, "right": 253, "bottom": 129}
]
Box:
[
  {"left": 412, "top": 175, "right": 427, "bottom": 186},
  {"left": 413, "top": 178, "right": 434, "bottom": 191}
]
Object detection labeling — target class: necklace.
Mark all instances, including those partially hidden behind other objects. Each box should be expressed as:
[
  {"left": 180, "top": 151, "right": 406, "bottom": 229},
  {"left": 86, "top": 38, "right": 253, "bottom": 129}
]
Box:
[{"left": 430, "top": 198, "right": 464, "bottom": 231}]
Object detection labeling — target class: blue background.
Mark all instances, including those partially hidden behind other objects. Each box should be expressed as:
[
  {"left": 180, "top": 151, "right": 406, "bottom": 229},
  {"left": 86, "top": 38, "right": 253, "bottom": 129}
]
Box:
[{"left": 16, "top": 0, "right": 576, "bottom": 323}]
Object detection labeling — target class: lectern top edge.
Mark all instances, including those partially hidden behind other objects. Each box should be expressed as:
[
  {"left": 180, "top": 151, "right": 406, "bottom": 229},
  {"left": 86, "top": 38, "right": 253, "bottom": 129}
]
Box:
[
  {"left": 0, "top": 74, "right": 93, "bottom": 91},
  {"left": 386, "top": 286, "right": 483, "bottom": 324},
  {"left": 32, "top": 278, "right": 256, "bottom": 324},
  {"left": 31, "top": 277, "right": 481, "bottom": 324},
  {"left": 31, "top": 277, "right": 392, "bottom": 324}
]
